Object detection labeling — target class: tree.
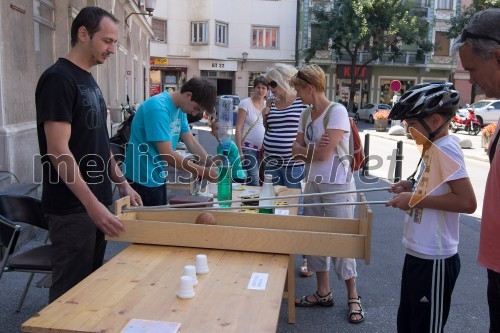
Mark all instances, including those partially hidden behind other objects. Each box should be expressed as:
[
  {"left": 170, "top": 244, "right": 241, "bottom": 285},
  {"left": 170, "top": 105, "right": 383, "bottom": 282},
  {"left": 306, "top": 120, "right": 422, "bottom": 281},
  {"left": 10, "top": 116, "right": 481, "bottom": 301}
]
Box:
[
  {"left": 448, "top": 0, "right": 500, "bottom": 103},
  {"left": 306, "top": 0, "right": 433, "bottom": 111}
]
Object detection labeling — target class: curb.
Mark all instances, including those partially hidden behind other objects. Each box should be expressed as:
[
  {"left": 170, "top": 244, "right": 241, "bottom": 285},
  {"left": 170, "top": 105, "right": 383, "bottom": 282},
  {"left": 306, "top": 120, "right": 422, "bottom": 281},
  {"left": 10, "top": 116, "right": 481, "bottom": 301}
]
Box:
[{"left": 364, "top": 130, "right": 490, "bottom": 163}]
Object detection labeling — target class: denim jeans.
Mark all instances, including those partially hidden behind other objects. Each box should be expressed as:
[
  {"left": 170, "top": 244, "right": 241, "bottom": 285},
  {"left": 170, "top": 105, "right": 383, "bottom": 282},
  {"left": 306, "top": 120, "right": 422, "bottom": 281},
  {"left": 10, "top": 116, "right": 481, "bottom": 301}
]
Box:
[
  {"left": 263, "top": 162, "right": 305, "bottom": 189},
  {"left": 242, "top": 148, "right": 260, "bottom": 186}
]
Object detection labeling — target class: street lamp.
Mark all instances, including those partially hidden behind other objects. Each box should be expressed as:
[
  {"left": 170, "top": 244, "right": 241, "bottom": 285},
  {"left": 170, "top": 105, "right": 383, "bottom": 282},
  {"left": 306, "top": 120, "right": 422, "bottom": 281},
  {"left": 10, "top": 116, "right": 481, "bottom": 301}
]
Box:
[
  {"left": 241, "top": 52, "right": 248, "bottom": 70},
  {"left": 126, "top": 0, "right": 157, "bottom": 26}
]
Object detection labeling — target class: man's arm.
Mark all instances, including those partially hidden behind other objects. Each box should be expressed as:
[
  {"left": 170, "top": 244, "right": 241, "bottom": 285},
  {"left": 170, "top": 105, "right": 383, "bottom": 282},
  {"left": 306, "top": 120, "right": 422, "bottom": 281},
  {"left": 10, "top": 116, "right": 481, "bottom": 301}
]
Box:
[
  {"left": 156, "top": 138, "right": 217, "bottom": 182},
  {"left": 44, "top": 121, "right": 124, "bottom": 237},
  {"left": 181, "top": 131, "right": 213, "bottom": 166},
  {"left": 108, "top": 153, "right": 142, "bottom": 206}
]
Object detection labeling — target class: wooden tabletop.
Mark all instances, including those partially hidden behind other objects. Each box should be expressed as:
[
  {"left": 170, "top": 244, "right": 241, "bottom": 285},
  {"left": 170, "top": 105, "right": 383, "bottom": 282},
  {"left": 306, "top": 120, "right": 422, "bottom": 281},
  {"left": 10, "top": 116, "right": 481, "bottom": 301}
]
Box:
[{"left": 22, "top": 245, "right": 289, "bottom": 333}]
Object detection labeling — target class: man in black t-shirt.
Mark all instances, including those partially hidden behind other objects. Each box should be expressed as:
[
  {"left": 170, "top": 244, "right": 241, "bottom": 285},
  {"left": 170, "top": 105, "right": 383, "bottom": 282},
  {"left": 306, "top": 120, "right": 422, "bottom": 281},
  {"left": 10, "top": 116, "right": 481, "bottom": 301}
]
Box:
[{"left": 36, "top": 7, "right": 142, "bottom": 302}]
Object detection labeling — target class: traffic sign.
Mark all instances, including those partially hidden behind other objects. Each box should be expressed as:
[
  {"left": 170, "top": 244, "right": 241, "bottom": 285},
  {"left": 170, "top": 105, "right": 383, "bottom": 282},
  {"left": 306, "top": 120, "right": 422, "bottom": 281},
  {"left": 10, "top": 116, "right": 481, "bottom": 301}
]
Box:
[{"left": 390, "top": 80, "right": 402, "bottom": 92}]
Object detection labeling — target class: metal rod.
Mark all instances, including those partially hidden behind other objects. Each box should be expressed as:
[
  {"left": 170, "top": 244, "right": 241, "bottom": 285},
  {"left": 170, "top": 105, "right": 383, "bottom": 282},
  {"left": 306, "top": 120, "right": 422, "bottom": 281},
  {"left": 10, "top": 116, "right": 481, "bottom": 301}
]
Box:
[
  {"left": 395, "top": 140, "right": 403, "bottom": 183},
  {"left": 363, "top": 133, "right": 370, "bottom": 176},
  {"left": 126, "top": 186, "right": 391, "bottom": 210},
  {"left": 125, "top": 200, "right": 388, "bottom": 212}
]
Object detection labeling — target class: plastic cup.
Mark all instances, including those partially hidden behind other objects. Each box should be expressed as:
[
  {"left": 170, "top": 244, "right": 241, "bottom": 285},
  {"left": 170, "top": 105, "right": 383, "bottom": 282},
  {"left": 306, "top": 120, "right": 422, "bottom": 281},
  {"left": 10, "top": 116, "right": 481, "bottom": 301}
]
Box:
[
  {"left": 208, "top": 182, "right": 218, "bottom": 197},
  {"left": 177, "top": 276, "right": 195, "bottom": 299},
  {"left": 196, "top": 254, "right": 209, "bottom": 274},
  {"left": 184, "top": 265, "right": 198, "bottom": 286}
]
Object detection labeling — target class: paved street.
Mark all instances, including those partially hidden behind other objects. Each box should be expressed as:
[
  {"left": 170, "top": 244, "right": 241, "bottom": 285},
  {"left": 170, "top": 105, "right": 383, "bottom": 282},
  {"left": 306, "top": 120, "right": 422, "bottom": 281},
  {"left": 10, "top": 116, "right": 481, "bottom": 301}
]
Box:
[{"left": 0, "top": 122, "right": 490, "bottom": 332}]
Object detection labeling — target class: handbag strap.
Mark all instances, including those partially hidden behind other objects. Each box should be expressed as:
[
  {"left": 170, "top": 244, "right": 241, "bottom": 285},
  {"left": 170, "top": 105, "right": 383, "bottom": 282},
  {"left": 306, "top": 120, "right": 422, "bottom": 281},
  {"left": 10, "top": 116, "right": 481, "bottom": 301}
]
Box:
[{"left": 242, "top": 110, "right": 262, "bottom": 143}]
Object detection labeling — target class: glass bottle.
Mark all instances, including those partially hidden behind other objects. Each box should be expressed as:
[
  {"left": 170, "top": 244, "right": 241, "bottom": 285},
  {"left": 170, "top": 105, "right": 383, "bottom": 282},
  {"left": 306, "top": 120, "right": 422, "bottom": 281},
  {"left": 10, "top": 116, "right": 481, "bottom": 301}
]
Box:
[
  {"left": 259, "top": 174, "right": 275, "bottom": 214},
  {"left": 217, "top": 150, "right": 232, "bottom": 207}
]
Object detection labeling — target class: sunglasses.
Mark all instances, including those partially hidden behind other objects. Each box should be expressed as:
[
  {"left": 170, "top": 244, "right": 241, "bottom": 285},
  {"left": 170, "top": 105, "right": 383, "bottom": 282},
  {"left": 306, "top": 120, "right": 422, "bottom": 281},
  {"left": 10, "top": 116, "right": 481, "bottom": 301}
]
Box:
[
  {"left": 296, "top": 69, "right": 313, "bottom": 86},
  {"left": 269, "top": 81, "right": 278, "bottom": 89},
  {"left": 306, "top": 122, "right": 314, "bottom": 141},
  {"left": 461, "top": 29, "right": 500, "bottom": 45}
]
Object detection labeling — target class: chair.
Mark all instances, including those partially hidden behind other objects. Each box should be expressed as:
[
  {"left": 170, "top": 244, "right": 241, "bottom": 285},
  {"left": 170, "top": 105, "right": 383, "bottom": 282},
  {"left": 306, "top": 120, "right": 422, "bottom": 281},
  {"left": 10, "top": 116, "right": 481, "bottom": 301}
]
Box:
[{"left": 0, "top": 194, "right": 51, "bottom": 312}]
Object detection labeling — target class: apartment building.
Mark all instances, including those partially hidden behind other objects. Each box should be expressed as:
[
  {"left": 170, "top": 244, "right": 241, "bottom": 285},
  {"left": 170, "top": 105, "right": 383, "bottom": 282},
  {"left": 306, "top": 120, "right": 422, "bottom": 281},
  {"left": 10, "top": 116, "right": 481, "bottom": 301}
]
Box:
[
  {"left": 299, "top": 0, "right": 459, "bottom": 107},
  {"left": 149, "top": 0, "right": 299, "bottom": 99},
  {"left": 0, "top": 0, "right": 153, "bottom": 183}
]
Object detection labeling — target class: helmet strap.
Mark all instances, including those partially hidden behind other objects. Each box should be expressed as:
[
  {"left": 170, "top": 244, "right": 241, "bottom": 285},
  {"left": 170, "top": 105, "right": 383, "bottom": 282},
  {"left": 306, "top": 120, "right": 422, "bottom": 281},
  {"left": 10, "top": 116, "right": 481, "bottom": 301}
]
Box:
[{"left": 417, "top": 115, "right": 452, "bottom": 141}]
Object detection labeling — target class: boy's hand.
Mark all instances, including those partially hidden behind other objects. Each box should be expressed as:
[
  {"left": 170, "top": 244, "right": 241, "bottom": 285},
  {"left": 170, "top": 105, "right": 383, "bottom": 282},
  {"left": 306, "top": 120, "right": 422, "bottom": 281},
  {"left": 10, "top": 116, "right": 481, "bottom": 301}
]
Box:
[
  {"left": 204, "top": 166, "right": 218, "bottom": 183},
  {"left": 389, "top": 180, "right": 413, "bottom": 194},
  {"left": 386, "top": 192, "right": 412, "bottom": 211}
]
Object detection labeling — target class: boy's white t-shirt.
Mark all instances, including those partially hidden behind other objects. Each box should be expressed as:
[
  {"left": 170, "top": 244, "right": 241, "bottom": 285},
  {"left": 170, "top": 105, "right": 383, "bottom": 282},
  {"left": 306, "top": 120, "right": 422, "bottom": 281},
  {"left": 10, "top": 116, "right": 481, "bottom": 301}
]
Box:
[
  {"left": 298, "top": 103, "right": 350, "bottom": 184},
  {"left": 404, "top": 135, "right": 469, "bottom": 258},
  {"left": 238, "top": 97, "right": 265, "bottom": 149}
]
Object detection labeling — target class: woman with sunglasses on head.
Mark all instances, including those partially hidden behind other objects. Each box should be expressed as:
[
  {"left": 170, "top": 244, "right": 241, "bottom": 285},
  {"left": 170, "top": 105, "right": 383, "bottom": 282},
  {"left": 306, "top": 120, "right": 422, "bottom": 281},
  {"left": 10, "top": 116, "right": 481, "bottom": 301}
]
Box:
[
  {"left": 291, "top": 64, "right": 364, "bottom": 324},
  {"left": 263, "top": 64, "right": 311, "bottom": 277},
  {"left": 235, "top": 76, "right": 269, "bottom": 186}
]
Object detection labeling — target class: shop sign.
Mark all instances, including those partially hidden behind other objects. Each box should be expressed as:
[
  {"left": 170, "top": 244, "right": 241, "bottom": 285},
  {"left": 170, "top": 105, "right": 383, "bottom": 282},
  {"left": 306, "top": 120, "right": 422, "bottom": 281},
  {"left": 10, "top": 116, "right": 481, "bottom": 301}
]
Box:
[
  {"left": 150, "top": 84, "right": 161, "bottom": 96},
  {"left": 337, "top": 65, "right": 372, "bottom": 79},
  {"left": 199, "top": 60, "right": 237, "bottom": 71},
  {"left": 150, "top": 57, "right": 168, "bottom": 66}
]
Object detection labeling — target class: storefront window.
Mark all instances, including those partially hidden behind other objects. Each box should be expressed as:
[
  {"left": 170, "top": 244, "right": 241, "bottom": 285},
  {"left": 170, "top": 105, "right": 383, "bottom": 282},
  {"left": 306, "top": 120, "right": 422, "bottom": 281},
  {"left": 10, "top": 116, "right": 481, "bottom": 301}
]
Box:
[
  {"left": 33, "top": 0, "right": 55, "bottom": 78},
  {"left": 379, "top": 79, "right": 415, "bottom": 105}
]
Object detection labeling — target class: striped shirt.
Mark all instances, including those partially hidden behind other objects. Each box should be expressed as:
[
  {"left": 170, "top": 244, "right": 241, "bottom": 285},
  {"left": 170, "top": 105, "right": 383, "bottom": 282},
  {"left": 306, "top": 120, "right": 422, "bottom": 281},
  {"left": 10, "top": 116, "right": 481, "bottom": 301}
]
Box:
[{"left": 263, "top": 98, "right": 308, "bottom": 167}]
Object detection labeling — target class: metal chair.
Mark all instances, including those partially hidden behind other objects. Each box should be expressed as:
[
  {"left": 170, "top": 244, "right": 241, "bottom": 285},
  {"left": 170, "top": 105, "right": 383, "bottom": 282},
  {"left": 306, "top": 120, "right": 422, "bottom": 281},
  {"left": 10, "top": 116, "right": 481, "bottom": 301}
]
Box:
[{"left": 0, "top": 194, "right": 51, "bottom": 312}]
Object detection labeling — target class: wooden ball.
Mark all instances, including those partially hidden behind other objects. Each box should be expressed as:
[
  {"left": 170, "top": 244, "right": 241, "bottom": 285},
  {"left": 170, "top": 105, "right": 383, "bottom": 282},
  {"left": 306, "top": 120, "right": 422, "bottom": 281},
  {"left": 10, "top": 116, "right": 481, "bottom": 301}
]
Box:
[{"left": 195, "top": 212, "right": 217, "bottom": 225}]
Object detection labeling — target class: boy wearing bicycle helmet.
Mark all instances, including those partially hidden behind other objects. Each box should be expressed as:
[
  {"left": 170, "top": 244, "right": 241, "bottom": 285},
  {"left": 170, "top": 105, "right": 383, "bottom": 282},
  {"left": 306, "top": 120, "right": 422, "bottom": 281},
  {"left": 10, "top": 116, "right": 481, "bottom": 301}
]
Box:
[{"left": 386, "top": 82, "right": 477, "bottom": 332}]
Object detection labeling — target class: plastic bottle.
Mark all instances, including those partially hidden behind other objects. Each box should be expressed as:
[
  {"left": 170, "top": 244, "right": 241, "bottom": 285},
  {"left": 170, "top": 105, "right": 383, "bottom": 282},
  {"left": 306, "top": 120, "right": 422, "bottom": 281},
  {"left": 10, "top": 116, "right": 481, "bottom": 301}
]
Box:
[
  {"left": 217, "top": 97, "right": 233, "bottom": 151},
  {"left": 217, "top": 150, "right": 232, "bottom": 207},
  {"left": 259, "top": 174, "right": 276, "bottom": 214}
]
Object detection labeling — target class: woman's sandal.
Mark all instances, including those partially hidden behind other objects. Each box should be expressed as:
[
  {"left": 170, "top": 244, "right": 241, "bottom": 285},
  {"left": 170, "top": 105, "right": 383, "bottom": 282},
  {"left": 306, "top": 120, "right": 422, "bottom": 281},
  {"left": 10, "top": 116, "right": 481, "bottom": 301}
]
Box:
[
  {"left": 347, "top": 296, "right": 365, "bottom": 324},
  {"left": 295, "top": 291, "right": 334, "bottom": 307},
  {"left": 299, "top": 265, "right": 314, "bottom": 277}
]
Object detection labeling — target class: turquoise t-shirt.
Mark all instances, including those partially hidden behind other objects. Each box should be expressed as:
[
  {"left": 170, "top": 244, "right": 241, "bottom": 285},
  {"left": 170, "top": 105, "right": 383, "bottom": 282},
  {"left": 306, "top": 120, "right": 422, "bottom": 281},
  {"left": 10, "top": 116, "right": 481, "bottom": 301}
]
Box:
[
  {"left": 124, "top": 92, "right": 190, "bottom": 187},
  {"left": 216, "top": 140, "right": 246, "bottom": 181}
]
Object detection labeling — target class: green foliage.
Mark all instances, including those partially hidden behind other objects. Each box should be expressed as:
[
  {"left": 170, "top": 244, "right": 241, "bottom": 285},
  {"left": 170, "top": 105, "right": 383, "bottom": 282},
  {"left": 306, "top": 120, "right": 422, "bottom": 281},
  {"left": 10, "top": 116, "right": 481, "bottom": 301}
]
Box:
[
  {"left": 306, "top": 0, "right": 433, "bottom": 110},
  {"left": 449, "top": 0, "right": 500, "bottom": 38}
]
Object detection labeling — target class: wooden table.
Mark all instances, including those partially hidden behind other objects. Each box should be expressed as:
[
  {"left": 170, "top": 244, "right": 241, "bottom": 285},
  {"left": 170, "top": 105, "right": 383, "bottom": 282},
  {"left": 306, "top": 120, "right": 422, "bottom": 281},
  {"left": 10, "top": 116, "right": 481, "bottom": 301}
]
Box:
[
  {"left": 23, "top": 245, "right": 289, "bottom": 333},
  {"left": 23, "top": 187, "right": 301, "bottom": 333}
]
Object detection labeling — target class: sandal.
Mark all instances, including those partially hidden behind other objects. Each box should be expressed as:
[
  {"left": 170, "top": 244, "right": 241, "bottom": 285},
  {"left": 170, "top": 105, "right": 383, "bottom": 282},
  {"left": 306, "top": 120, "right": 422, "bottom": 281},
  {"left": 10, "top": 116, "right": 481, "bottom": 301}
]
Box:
[
  {"left": 347, "top": 296, "right": 365, "bottom": 324},
  {"left": 299, "top": 265, "right": 314, "bottom": 277},
  {"left": 295, "top": 291, "right": 334, "bottom": 307}
]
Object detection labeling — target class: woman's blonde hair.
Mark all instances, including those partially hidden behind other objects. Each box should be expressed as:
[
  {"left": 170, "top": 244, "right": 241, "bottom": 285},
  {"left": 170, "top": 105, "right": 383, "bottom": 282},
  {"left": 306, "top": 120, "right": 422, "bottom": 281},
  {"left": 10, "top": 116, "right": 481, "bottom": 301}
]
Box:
[
  {"left": 290, "top": 64, "right": 326, "bottom": 92},
  {"left": 265, "top": 63, "right": 297, "bottom": 95}
]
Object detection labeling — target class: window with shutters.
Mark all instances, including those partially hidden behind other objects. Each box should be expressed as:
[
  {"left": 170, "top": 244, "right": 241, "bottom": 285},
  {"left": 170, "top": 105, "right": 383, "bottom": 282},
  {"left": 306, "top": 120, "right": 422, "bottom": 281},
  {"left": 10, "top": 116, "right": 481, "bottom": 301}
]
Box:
[
  {"left": 215, "top": 21, "right": 228, "bottom": 46},
  {"left": 152, "top": 18, "right": 167, "bottom": 42}
]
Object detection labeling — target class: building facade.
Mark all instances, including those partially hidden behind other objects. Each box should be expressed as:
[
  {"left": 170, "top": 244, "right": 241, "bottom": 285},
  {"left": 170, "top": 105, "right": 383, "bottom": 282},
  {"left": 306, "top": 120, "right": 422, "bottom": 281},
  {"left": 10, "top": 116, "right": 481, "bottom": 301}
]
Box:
[
  {"left": 299, "top": 0, "right": 459, "bottom": 108},
  {"left": 0, "top": 0, "right": 153, "bottom": 183},
  {"left": 149, "top": 0, "right": 299, "bottom": 99}
]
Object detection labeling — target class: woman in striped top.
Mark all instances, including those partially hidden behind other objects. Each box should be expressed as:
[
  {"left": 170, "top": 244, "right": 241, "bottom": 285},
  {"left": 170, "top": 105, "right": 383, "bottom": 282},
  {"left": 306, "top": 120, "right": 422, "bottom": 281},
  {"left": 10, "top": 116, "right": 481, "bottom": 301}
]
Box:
[{"left": 263, "top": 63, "right": 308, "bottom": 189}]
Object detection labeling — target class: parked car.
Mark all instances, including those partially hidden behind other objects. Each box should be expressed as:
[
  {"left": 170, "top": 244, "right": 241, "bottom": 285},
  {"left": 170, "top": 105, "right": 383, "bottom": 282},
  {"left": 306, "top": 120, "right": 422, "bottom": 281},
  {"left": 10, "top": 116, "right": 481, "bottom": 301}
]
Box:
[
  {"left": 458, "top": 100, "right": 500, "bottom": 126},
  {"left": 354, "top": 103, "right": 392, "bottom": 124}
]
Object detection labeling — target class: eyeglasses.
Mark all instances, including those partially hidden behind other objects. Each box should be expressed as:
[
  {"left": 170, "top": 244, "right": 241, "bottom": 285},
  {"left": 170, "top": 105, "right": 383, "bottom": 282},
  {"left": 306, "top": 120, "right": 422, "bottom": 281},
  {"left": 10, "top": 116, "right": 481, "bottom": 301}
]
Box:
[
  {"left": 306, "top": 122, "right": 314, "bottom": 141},
  {"left": 269, "top": 81, "right": 278, "bottom": 89},
  {"left": 461, "top": 29, "right": 500, "bottom": 45},
  {"left": 296, "top": 70, "right": 313, "bottom": 86}
]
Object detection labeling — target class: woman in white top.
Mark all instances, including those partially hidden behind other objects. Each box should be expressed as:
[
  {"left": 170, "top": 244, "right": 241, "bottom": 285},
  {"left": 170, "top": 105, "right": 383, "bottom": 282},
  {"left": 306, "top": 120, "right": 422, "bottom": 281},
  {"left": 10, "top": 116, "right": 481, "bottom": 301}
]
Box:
[
  {"left": 291, "top": 64, "right": 364, "bottom": 324},
  {"left": 235, "top": 76, "right": 269, "bottom": 186}
]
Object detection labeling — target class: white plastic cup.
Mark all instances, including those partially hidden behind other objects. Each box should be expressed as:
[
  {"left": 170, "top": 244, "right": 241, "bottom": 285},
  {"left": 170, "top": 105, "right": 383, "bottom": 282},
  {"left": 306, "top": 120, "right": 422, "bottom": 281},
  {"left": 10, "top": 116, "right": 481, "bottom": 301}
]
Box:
[
  {"left": 196, "top": 254, "right": 209, "bottom": 274},
  {"left": 177, "top": 276, "right": 195, "bottom": 299},
  {"left": 184, "top": 265, "right": 198, "bottom": 286},
  {"left": 208, "top": 182, "right": 218, "bottom": 197}
]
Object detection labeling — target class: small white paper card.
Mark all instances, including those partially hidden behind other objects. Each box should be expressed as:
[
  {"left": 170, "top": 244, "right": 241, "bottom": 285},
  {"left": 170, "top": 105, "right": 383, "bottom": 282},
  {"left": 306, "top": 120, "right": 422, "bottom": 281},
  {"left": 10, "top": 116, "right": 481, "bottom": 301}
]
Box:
[
  {"left": 247, "top": 272, "right": 269, "bottom": 290},
  {"left": 275, "top": 209, "right": 289, "bottom": 215},
  {"left": 121, "top": 319, "right": 181, "bottom": 333}
]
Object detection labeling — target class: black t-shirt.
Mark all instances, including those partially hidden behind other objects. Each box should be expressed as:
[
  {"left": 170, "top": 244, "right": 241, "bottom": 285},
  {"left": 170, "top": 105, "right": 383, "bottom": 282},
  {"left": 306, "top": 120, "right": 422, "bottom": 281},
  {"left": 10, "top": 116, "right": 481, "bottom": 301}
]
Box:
[{"left": 36, "top": 58, "right": 112, "bottom": 214}]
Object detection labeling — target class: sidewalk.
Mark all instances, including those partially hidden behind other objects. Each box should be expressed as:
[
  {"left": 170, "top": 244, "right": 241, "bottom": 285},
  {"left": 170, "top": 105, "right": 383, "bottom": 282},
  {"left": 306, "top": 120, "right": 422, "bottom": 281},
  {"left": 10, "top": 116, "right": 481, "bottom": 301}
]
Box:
[{"left": 363, "top": 126, "right": 489, "bottom": 163}]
